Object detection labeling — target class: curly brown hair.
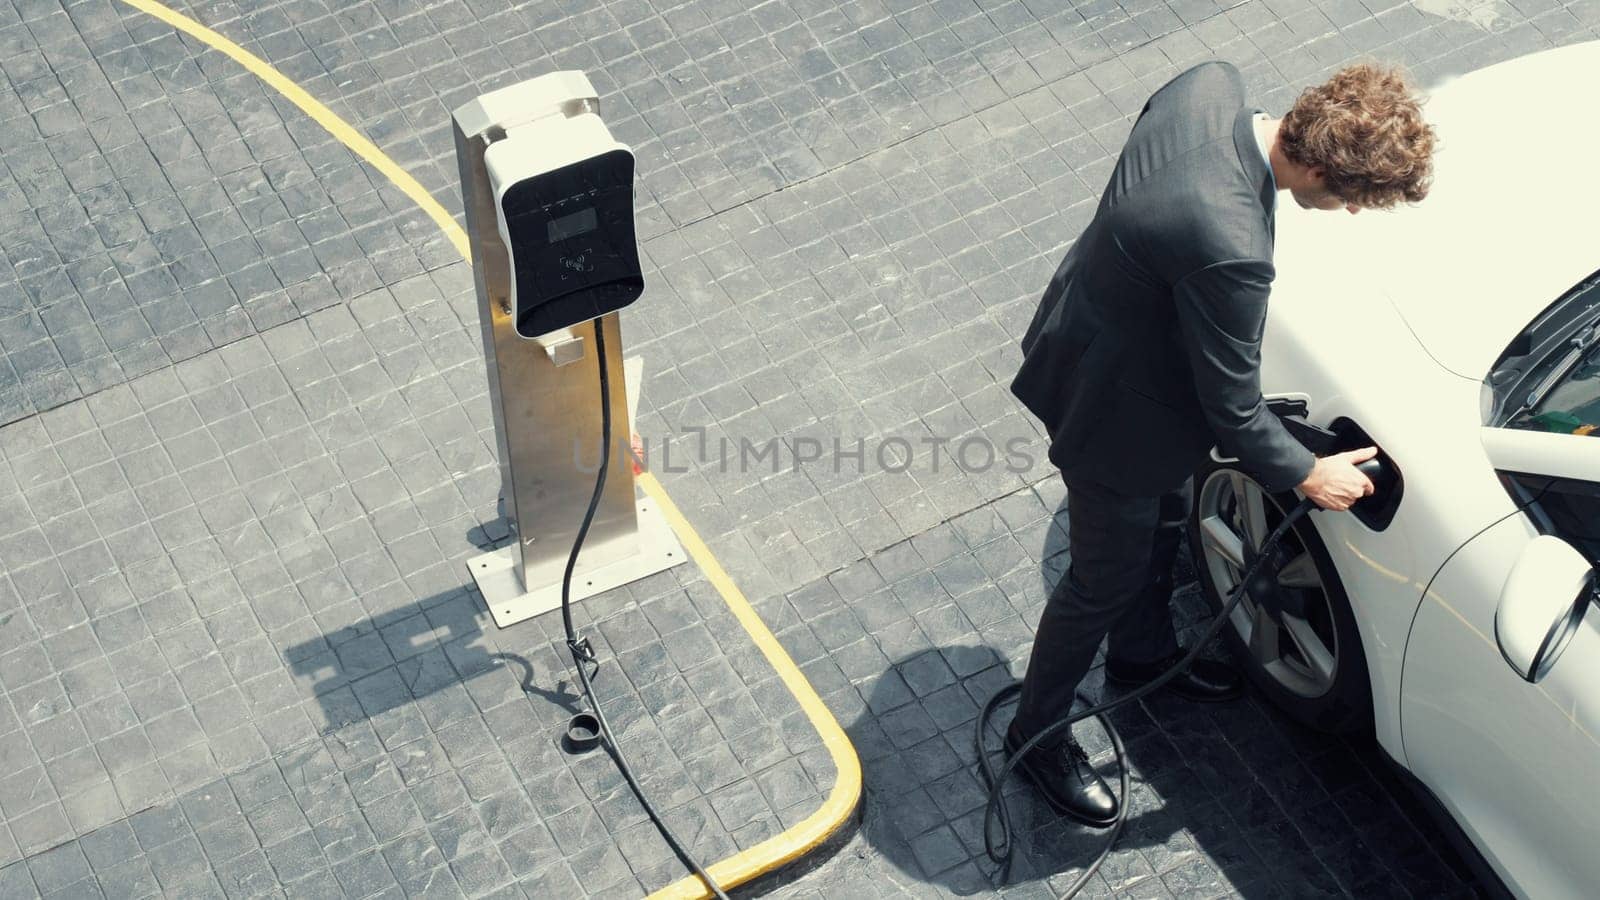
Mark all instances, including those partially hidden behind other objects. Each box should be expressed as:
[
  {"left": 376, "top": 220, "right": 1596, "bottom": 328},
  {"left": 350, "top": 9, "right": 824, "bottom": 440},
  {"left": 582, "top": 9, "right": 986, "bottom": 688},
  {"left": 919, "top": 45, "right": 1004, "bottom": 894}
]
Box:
[{"left": 1278, "top": 62, "right": 1437, "bottom": 209}]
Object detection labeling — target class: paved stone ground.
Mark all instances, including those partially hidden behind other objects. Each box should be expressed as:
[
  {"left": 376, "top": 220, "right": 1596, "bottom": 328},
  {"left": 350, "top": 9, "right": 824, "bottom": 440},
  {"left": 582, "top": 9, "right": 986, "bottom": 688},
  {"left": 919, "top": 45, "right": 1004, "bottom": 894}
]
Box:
[
  {"left": 770, "top": 486, "right": 1488, "bottom": 897},
  {"left": 3, "top": 0, "right": 1596, "bottom": 896},
  {"left": 0, "top": 262, "right": 836, "bottom": 898}
]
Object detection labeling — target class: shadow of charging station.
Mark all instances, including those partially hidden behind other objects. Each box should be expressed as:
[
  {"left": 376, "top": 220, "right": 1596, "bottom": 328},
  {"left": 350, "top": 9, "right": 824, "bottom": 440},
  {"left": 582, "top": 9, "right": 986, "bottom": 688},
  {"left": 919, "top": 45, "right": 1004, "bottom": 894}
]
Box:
[{"left": 451, "top": 72, "right": 685, "bottom": 628}]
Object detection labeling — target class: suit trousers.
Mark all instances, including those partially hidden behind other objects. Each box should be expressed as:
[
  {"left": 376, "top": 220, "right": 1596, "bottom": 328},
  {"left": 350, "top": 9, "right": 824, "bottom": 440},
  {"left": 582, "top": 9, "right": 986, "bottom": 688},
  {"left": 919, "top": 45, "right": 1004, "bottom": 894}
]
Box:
[{"left": 1012, "top": 474, "right": 1193, "bottom": 748}]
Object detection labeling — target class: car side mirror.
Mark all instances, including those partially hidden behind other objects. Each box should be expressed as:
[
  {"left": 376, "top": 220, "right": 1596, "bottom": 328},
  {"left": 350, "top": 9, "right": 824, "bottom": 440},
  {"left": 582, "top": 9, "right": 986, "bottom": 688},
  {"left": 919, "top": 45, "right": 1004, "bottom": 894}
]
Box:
[{"left": 1494, "top": 535, "right": 1595, "bottom": 683}]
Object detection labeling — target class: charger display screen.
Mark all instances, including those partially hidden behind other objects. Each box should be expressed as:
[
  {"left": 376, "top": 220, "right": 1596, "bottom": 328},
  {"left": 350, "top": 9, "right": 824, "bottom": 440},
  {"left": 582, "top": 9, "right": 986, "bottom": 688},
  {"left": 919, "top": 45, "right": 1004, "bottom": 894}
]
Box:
[
  {"left": 500, "top": 148, "right": 643, "bottom": 338},
  {"left": 546, "top": 207, "right": 597, "bottom": 243}
]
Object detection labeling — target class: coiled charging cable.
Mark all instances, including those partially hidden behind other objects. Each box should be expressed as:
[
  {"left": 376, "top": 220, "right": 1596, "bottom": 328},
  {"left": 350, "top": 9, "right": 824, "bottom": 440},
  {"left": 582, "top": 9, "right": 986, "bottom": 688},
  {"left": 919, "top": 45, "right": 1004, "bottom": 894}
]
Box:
[{"left": 975, "top": 495, "right": 1318, "bottom": 894}]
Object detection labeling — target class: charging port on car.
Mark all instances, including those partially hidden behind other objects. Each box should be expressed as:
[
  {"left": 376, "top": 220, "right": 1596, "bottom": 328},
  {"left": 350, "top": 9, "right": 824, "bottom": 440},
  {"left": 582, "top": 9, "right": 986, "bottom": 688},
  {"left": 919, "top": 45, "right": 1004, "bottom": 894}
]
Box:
[
  {"left": 1266, "top": 402, "right": 1402, "bottom": 530},
  {"left": 1329, "top": 418, "right": 1403, "bottom": 531}
]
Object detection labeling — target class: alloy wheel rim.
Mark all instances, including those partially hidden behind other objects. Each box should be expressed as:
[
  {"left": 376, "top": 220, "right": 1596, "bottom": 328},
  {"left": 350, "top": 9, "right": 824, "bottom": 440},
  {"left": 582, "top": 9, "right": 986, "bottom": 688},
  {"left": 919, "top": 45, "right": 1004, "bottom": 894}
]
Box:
[{"left": 1196, "top": 470, "right": 1340, "bottom": 699}]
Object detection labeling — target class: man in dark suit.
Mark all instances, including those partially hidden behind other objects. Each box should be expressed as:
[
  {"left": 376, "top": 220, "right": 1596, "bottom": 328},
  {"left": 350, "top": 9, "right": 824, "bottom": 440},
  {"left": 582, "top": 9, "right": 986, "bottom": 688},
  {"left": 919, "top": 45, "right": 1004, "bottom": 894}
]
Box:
[{"left": 1007, "top": 60, "right": 1436, "bottom": 824}]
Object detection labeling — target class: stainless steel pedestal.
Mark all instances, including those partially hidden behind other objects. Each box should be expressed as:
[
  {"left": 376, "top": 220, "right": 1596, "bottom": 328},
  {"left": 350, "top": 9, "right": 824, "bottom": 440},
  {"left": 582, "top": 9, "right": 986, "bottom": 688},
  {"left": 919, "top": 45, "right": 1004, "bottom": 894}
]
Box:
[{"left": 452, "top": 73, "right": 684, "bottom": 628}]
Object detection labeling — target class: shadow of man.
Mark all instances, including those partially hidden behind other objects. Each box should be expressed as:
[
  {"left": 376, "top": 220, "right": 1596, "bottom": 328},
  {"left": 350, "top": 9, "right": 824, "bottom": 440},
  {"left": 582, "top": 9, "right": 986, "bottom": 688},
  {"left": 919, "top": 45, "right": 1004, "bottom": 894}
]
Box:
[
  {"left": 844, "top": 640, "right": 1279, "bottom": 896},
  {"left": 830, "top": 476, "right": 1491, "bottom": 897},
  {"left": 836, "top": 490, "right": 1376, "bottom": 896}
]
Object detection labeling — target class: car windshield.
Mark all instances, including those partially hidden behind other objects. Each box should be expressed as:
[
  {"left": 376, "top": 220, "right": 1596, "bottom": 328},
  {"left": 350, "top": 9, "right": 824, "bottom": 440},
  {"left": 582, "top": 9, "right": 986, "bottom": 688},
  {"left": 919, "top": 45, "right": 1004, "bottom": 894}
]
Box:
[
  {"left": 1506, "top": 333, "right": 1600, "bottom": 436},
  {"left": 1487, "top": 269, "right": 1600, "bottom": 429}
]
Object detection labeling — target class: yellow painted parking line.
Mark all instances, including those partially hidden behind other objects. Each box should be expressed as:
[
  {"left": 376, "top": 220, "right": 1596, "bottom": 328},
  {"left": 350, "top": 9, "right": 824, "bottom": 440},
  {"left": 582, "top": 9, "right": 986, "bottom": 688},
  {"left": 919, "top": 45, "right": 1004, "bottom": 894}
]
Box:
[
  {"left": 635, "top": 471, "right": 861, "bottom": 898},
  {"left": 120, "top": 2, "right": 862, "bottom": 896},
  {"left": 117, "top": 0, "right": 470, "bottom": 263}
]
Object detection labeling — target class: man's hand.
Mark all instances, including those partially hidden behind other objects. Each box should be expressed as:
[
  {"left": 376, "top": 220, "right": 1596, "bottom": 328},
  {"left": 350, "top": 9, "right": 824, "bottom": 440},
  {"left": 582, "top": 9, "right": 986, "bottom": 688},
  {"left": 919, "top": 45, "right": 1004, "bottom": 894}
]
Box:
[{"left": 1298, "top": 446, "right": 1378, "bottom": 511}]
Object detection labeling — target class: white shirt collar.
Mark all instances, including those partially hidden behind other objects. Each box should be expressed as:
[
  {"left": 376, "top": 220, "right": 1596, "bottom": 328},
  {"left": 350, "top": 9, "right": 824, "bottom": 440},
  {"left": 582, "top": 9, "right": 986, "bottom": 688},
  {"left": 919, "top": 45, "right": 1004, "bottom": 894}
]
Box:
[{"left": 1253, "top": 112, "right": 1276, "bottom": 213}]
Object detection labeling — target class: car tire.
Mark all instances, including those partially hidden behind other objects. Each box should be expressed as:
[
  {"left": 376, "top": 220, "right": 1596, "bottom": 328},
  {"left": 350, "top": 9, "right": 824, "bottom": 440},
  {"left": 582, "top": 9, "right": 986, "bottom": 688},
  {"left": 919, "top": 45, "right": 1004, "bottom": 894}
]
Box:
[{"left": 1186, "top": 458, "right": 1373, "bottom": 733}]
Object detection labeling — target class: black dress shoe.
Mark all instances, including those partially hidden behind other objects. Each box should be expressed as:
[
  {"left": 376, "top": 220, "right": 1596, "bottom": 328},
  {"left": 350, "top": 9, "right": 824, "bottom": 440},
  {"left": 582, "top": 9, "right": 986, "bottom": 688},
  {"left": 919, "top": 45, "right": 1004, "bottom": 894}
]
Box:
[
  {"left": 1004, "top": 723, "right": 1119, "bottom": 827},
  {"left": 1104, "top": 649, "right": 1243, "bottom": 702}
]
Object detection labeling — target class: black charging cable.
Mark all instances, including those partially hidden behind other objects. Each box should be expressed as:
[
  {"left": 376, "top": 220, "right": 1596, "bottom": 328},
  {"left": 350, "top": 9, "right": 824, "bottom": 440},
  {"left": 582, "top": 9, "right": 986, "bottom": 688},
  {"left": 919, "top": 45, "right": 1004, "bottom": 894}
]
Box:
[
  {"left": 975, "top": 495, "right": 1319, "bottom": 893},
  {"left": 557, "top": 318, "right": 731, "bottom": 900}
]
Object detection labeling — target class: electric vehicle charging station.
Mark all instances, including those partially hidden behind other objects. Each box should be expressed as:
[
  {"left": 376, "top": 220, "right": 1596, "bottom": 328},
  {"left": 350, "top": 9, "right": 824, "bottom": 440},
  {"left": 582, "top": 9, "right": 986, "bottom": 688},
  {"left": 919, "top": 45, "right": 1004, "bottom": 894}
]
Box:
[{"left": 452, "top": 72, "right": 684, "bottom": 628}]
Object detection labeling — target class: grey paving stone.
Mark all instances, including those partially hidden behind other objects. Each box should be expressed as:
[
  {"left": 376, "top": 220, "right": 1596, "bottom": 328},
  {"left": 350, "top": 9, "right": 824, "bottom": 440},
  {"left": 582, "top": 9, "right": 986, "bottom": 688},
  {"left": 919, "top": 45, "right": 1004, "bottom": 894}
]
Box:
[
  {"left": 97, "top": 858, "right": 161, "bottom": 900},
  {"left": 310, "top": 810, "right": 376, "bottom": 865},
  {"left": 261, "top": 829, "right": 327, "bottom": 885},
  {"left": 449, "top": 845, "right": 514, "bottom": 896},
  {"left": 376, "top": 829, "right": 444, "bottom": 888},
  {"left": 25, "top": 841, "right": 90, "bottom": 895},
  {"left": 331, "top": 848, "right": 397, "bottom": 897},
  {"left": 363, "top": 792, "right": 426, "bottom": 846},
  {"left": 144, "top": 831, "right": 208, "bottom": 890}
]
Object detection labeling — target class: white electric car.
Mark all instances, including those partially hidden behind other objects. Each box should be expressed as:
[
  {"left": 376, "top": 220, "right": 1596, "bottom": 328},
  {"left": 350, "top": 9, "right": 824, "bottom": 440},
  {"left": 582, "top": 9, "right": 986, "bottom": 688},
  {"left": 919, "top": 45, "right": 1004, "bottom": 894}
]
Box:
[{"left": 1185, "top": 40, "right": 1600, "bottom": 898}]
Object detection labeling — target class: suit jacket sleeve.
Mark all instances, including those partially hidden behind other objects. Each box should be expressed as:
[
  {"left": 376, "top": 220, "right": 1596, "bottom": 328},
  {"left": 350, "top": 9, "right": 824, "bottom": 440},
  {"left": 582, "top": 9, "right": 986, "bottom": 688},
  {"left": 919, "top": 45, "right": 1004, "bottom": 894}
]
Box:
[{"left": 1173, "top": 260, "right": 1316, "bottom": 492}]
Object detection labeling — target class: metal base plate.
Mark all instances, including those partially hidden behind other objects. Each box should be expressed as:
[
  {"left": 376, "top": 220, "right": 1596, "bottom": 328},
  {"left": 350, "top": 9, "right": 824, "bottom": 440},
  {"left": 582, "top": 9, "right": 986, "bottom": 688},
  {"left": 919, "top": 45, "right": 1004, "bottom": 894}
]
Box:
[{"left": 469, "top": 496, "right": 686, "bottom": 628}]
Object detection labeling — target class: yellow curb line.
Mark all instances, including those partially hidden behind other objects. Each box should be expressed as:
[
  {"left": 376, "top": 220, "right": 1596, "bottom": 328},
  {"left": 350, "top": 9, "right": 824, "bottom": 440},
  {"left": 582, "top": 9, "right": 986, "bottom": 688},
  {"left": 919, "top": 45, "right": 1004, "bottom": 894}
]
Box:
[
  {"left": 635, "top": 471, "right": 861, "bottom": 898},
  {"left": 117, "top": 0, "right": 471, "bottom": 263},
  {"left": 119, "top": 2, "right": 863, "bottom": 896}
]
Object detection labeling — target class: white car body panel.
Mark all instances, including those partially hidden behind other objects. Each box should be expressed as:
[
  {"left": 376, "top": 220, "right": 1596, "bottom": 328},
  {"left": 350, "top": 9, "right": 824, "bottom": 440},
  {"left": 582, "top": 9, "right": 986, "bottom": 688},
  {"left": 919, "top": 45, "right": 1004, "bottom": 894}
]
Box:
[
  {"left": 1401, "top": 508, "right": 1600, "bottom": 898},
  {"left": 1250, "top": 38, "right": 1600, "bottom": 897},
  {"left": 1482, "top": 427, "right": 1600, "bottom": 481},
  {"left": 1256, "top": 281, "right": 1495, "bottom": 759}
]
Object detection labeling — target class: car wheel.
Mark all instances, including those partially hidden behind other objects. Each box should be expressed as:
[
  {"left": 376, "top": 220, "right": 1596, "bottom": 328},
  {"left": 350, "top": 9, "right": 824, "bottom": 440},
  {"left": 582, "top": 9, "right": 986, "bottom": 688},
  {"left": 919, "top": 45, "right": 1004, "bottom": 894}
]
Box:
[{"left": 1187, "top": 459, "right": 1372, "bottom": 733}]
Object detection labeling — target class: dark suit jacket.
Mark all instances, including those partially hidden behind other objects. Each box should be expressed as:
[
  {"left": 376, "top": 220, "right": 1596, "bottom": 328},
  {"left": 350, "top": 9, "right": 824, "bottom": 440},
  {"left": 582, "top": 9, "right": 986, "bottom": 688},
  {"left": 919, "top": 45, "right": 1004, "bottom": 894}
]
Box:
[{"left": 1011, "top": 61, "right": 1316, "bottom": 497}]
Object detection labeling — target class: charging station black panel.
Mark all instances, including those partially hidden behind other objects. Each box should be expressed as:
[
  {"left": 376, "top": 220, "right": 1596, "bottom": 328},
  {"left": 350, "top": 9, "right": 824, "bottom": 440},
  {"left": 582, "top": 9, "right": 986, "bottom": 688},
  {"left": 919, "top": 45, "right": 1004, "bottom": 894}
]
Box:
[{"left": 500, "top": 149, "right": 643, "bottom": 338}]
